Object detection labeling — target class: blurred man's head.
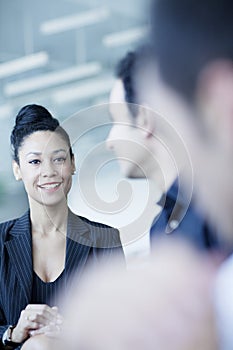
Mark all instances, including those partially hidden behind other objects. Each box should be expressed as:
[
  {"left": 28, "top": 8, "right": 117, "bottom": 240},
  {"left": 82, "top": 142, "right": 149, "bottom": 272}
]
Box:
[
  {"left": 107, "top": 51, "right": 149, "bottom": 179},
  {"left": 107, "top": 50, "right": 179, "bottom": 191},
  {"left": 148, "top": 0, "right": 233, "bottom": 239},
  {"left": 151, "top": 0, "right": 233, "bottom": 103}
]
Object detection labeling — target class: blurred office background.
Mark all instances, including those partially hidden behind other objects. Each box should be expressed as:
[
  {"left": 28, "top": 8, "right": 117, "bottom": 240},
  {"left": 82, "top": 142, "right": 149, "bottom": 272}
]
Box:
[{"left": 0, "top": 0, "right": 158, "bottom": 258}]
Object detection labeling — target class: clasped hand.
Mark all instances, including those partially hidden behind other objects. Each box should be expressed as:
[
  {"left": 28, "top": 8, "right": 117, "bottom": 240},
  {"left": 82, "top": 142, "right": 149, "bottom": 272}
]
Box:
[{"left": 11, "top": 304, "right": 63, "bottom": 343}]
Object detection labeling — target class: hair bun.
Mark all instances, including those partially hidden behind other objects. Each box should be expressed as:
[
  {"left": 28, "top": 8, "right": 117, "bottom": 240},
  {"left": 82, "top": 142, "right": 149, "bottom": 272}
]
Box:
[
  {"left": 15, "top": 104, "right": 59, "bottom": 128},
  {"left": 11, "top": 104, "right": 62, "bottom": 163}
]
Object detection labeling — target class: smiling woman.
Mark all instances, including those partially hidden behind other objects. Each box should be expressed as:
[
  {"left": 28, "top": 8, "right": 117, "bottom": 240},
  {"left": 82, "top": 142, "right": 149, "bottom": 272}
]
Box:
[
  {"left": 0, "top": 104, "right": 124, "bottom": 350},
  {"left": 12, "top": 130, "right": 74, "bottom": 209}
]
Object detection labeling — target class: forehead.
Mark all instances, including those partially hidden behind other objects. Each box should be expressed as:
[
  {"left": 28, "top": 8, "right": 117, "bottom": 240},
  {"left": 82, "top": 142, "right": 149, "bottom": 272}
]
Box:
[
  {"left": 109, "top": 79, "right": 133, "bottom": 124},
  {"left": 110, "top": 79, "right": 126, "bottom": 104},
  {"left": 20, "top": 130, "right": 69, "bottom": 153}
]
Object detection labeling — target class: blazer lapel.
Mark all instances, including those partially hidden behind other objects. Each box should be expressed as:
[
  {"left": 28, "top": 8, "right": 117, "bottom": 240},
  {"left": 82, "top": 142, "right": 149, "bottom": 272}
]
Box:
[
  {"left": 65, "top": 210, "right": 92, "bottom": 281},
  {"left": 4, "top": 210, "right": 93, "bottom": 303},
  {"left": 4, "top": 211, "right": 33, "bottom": 302}
]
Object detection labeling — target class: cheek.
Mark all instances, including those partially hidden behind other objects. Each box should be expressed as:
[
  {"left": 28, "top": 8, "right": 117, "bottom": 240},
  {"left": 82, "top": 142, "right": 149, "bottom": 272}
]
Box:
[
  {"left": 60, "top": 167, "right": 73, "bottom": 194},
  {"left": 116, "top": 124, "right": 134, "bottom": 138},
  {"left": 60, "top": 164, "right": 73, "bottom": 178},
  {"left": 108, "top": 125, "right": 125, "bottom": 140},
  {"left": 21, "top": 169, "right": 37, "bottom": 184},
  {"left": 20, "top": 173, "right": 38, "bottom": 195},
  {"left": 106, "top": 126, "right": 134, "bottom": 154}
]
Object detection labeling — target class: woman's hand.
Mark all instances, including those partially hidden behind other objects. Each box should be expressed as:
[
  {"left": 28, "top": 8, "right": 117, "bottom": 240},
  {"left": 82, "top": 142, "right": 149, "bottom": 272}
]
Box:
[
  {"left": 29, "top": 311, "right": 63, "bottom": 338},
  {"left": 11, "top": 304, "right": 60, "bottom": 343}
]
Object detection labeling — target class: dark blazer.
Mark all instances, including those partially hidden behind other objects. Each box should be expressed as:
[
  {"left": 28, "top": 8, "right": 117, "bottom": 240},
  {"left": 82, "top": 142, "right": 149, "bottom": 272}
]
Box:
[
  {"left": 150, "top": 182, "right": 219, "bottom": 250},
  {"left": 0, "top": 209, "right": 124, "bottom": 343}
]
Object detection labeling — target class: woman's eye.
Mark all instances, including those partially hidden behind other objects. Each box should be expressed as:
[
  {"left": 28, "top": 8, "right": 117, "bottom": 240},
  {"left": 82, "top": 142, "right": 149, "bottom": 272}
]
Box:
[
  {"left": 54, "top": 157, "right": 66, "bottom": 163},
  {"left": 29, "top": 159, "right": 41, "bottom": 165}
]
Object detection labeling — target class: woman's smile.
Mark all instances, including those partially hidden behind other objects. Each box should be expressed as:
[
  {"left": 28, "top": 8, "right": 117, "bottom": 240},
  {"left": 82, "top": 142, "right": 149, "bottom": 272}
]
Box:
[{"left": 37, "top": 182, "right": 62, "bottom": 192}]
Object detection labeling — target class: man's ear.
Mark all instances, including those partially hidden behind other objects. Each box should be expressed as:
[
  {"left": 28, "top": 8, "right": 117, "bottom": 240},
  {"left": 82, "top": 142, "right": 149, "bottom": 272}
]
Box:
[
  {"left": 196, "top": 60, "right": 233, "bottom": 149},
  {"left": 12, "top": 160, "right": 22, "bottom": 181},
  {"left": 136, "top": 104, "right": 156, "bottom": 138}
]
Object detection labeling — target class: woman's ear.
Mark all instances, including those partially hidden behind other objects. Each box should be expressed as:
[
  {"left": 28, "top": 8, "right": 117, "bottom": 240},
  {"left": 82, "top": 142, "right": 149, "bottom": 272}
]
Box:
[
  {"left": 71, "top": 155, "right": 76, "bottom": 175},
  {"left": 12, "top": 160, "right": 22, "bottom": 181}
]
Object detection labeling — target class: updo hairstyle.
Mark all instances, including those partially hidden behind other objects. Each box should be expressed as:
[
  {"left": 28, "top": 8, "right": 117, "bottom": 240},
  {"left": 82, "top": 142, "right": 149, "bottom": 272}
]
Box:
[{"left": 10, "top": 104, "right": 73, "bottom": 164}]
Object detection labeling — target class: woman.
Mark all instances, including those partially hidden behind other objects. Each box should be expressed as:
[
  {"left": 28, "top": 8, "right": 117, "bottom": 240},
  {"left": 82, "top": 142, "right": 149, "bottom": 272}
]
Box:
[{"left": 0, "top": 104, "right": 124, "bottom": 349}]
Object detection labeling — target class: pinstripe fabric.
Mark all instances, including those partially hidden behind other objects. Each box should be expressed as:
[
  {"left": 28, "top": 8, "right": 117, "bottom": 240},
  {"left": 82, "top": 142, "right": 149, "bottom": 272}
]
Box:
[{"left": 0, "top": 209, "right": 124, "bottom": 345}]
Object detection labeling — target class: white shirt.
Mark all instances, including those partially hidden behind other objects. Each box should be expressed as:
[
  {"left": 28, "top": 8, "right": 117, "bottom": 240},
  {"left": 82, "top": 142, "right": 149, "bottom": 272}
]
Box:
[{"left": 215, "top": 253, "right": 233, "bottom": 350}]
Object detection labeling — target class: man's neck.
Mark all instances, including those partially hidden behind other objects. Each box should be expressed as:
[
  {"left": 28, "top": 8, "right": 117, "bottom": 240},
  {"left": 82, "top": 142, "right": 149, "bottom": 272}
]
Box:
[{"left": 151, "top": 166, "right": 177, "bottom": 197}]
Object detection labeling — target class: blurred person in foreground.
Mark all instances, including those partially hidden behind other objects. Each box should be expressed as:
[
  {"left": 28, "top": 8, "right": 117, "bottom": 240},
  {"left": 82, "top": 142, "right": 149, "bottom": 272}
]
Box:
[
  {"left": 59, "top": 50, "right": 221, "bottom": 350},
  {"left": 61, "top": 240, "right": 217, "bottom": 350},
  {"left": 107, "top": 49, "right": 220, "bottom": 251},
  {"left": 143, "top": 0, "right": 233, "bottom": 348}
]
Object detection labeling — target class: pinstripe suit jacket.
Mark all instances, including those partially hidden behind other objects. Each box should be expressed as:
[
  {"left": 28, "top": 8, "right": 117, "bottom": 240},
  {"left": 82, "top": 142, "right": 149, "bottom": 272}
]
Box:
[{"left": 0, "top": 209, "right": 124, "bottom": 342}]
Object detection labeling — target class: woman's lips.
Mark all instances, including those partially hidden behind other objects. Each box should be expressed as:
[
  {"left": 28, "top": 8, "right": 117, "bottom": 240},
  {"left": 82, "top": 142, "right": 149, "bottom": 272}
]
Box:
[{"left": 38, "top": 182, "right": 62, "bottom": 190}]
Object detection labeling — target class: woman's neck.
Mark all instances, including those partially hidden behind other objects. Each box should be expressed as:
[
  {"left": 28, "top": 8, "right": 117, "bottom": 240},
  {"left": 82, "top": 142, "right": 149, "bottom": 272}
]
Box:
[{"left": 29, "top": 199, "right": 69, "bottom": 236}]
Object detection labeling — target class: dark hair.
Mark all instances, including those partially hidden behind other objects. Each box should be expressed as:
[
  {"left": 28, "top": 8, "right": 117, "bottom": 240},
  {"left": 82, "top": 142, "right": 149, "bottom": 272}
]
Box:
[
  {"left": 151, "top": 0, "right": 233, "bottom": 101},
  {"left": 11, "top": 104, "right": 73, "bottom": 164},
  {"left": 116, "top": 51, "right": 139, "bottom": 117}
]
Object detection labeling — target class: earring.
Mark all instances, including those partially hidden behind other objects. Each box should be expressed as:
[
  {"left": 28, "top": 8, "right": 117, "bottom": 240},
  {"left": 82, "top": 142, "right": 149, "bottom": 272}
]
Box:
[{"left": 72, "top": 170, "right": 76, "bottom": 175}]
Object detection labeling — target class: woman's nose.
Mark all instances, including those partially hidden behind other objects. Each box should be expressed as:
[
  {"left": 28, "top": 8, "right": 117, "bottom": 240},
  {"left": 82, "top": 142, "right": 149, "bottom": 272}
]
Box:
[{"left": 40, "top": 161, "right": 58, "bottom": 177}]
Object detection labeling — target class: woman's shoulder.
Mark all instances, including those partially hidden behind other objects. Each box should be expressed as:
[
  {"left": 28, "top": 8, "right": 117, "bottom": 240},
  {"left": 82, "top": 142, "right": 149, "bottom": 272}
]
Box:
[
  {"left": 0, "top": 218, "right": 17, "bottom": 247},
  {"left": 0, "top": 211, "right": 30, "bottom": 240},
  {"left": 69, "top": 210, "right": 118, "bottom": 231},
  {"left": 80, "top": 215, "right": 118, "bottom": 231},
  {"left": 68, "top": 210, "right": 121, "bottom": 247},
  {"left": 0, "top": 217, "right": 17, "bottom": 232}
]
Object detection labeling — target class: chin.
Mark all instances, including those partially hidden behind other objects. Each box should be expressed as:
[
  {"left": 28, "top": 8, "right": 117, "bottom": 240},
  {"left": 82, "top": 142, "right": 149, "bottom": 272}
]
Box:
[
  {"left": 123, "top": 166, "right": 147, "bottom": 179},
  {"left": 127, "top": 173, "right": 146, "bottom": 179}
]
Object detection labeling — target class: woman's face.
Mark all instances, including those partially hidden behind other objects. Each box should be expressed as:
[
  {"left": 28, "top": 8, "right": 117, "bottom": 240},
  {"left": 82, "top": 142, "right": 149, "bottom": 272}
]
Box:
[{"left": 13, "top": 130, "right": 75, "bottom": 208}]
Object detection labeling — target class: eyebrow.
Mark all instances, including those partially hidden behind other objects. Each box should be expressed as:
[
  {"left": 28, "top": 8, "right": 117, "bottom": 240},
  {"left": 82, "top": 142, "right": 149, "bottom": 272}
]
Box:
[{"left": 26, "top": 149, "right": 67, "bottom": 157}]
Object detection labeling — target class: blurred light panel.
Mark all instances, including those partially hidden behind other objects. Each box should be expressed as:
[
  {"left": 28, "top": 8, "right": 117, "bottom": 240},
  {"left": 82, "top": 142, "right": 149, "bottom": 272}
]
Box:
[
  {"left": 52, "top": 76, "right": 114, "bottom": 104},
  {"left": 40, "top": 8, "right": 110, "bottom": 35},
  {"left": 102, "top": 26, "right": 148, "bottom": 47},
  {"left": 0, "top": 104, "right": 13, "bottom": 119},
  {"left": 4, "top": 62, "right": 102, "bottom": 96},
  {"left": 0, "top": 52, "right": 49, "bottom": 79}
]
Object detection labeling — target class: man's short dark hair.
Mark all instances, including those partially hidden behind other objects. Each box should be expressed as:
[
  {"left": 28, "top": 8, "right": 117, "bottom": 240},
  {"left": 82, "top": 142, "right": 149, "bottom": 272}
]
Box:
[
  {"left": 151, "top": 0, "right": 233, "bottom": 102},
  {"left": 116, "top": 46, "right": 154, "bottom": 117},
  {"left": 116, "top": 51, "right": 139, "bottom": 117}
]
